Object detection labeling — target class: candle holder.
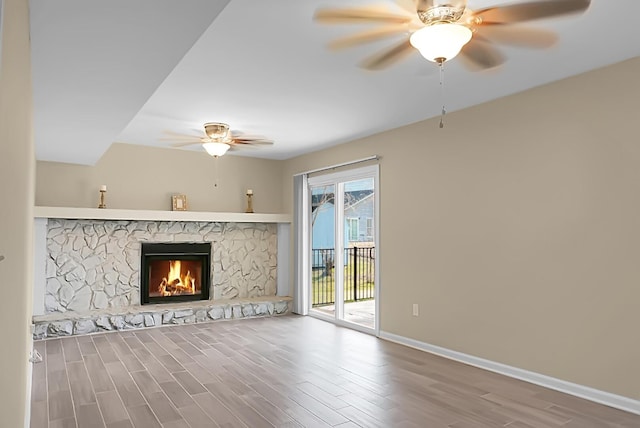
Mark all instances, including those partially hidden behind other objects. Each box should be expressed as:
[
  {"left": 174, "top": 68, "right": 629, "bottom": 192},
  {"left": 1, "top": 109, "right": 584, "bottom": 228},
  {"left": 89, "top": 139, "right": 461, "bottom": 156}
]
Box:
[
  {"left": 98, "top": 187, "right": 107, "bottom": 209},
  {"left": 245, "top": 190, "right": 254, "bottom": 213}
]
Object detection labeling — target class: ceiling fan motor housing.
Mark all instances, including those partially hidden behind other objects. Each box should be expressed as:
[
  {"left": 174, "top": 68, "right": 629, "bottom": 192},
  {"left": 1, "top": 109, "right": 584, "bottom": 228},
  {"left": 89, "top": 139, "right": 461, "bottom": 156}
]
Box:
[
  {"left": 418, "top": 0, "right": 467, "bottom": 24},
  {"left": 203, "top": 122, "right": 230, "bottom": 140}
]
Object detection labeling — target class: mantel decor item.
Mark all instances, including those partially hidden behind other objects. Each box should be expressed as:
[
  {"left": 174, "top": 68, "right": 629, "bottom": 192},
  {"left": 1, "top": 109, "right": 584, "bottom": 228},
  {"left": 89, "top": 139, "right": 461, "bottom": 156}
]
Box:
[
  {"left": 98, "top": 185, "right": 107, "bottom": 209},
  {"left": 245, "top": 189, "right": 254, "bottom": 213},
  {"left": 172, "top": 194, "right": 188, "bottom": 211}
]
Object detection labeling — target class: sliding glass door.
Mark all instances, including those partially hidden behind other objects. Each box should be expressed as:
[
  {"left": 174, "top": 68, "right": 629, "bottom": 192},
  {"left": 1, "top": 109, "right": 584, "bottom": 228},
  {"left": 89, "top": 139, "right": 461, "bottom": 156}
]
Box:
[{"left": 308, "top": 165, "right": 378, "bottom": 333}]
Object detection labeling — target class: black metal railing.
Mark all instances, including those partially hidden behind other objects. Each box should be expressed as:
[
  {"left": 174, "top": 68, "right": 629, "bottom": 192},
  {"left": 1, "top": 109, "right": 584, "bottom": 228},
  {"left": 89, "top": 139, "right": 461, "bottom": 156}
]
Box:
[{"left": 312, "top": 247, "right": 375, "bottom": 307}]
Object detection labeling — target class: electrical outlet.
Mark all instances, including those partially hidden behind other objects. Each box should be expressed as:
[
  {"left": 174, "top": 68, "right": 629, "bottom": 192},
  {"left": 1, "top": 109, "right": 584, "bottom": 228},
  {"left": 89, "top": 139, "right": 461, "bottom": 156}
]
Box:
[{"left": 412, "top": 303, "right": 419, "bottom": 317}]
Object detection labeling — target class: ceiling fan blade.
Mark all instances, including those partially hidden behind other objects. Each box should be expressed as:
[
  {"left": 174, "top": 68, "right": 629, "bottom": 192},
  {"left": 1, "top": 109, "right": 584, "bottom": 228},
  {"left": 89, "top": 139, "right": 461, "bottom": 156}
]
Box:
[
  {"left": 232, "top": 139, "right": 274, "bottom": 145},
  {"left": 162, "top": 131, "right": 202, "bottom": 139},
  {"left": 159, "top": 138, "right": 202, "bottom": 144},
  {"left": 478, "top": 25, "right": 558, "bottom": 48},
  {"left": 230, "top": 132, "right": 269, "bottom": 139},
  {"left": 359, "top": 38, "right": 415, "bottom": 70},
  {"left": 228, "top": 144, "right": 270, "bottom": 151},
  {"left": 458, "top": 37, "right": 505, "bottom": 71},
  {"left": 475, "top": 0, "right": 590, "bottom": 25},
  {"left": 230, "top": 145, "right": 271, "bottom": 151},
  {"left": 395, "top": 0, "right": 417, "bottom": 14},
  {"left": 328, "top": 25, "right": 410, "bottom": 50},
  {"left": 314, "top": 6, "right": 412, "bottom": 24},
  {"left": 169, "top": 141, "right": 202, "bottom": 148}
]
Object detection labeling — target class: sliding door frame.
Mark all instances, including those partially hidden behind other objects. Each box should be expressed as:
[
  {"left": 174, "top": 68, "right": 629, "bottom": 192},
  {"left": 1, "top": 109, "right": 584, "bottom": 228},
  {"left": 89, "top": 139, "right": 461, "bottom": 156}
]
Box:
[{"left": 306, "top": 164, "right": 380, "bottom": 336}]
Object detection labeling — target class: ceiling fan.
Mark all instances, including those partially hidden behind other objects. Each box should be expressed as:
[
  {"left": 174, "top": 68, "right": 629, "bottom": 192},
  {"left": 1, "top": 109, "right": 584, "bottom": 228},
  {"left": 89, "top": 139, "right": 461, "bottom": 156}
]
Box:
[
  {"left": 163, "top": 122, "right": 273, "bottom": 157},
  {"left": 314, "top": 0, "right": 591, "bottom": 71}
]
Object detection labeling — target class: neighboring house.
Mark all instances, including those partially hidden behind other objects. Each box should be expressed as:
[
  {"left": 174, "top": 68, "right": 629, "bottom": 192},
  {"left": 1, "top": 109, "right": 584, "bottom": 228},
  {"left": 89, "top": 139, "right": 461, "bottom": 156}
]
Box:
[
  {"left": 312, "top": 200, "right": 335, "bottom": 249},
  {"left": 311, "top": 190, "right": 374, "bottom": 268},
  {"left": 344, "top": 192, "right": 374, "bottom": 244},
  {"left": 311, "top": 199, "right": 338, "bottom": 269}
]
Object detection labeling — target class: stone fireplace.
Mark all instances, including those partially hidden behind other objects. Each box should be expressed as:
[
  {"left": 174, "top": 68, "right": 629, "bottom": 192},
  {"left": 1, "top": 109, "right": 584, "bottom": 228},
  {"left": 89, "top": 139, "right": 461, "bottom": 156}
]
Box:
[
  {"left": 31, "top": 208, "right": 292, "bottom": 339},
  {"left": 38, "top": 218, "right": 281, "bottom": 313},
  {"left": 140, "top": 242, "right": 211, "bottom": 304}
]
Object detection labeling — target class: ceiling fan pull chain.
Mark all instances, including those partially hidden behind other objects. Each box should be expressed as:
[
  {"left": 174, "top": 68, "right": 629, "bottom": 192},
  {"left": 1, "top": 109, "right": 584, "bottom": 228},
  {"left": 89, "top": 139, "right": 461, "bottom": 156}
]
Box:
[
  {"left": 439, "top": 60, "right": 446, "bottom": 129},
  {"left": 214, "top": 156, "right": 219, "bottom": 188}
]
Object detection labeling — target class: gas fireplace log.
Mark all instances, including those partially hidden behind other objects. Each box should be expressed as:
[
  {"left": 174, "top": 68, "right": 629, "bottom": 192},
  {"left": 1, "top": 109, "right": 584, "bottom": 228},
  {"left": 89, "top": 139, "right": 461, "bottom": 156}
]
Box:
[
  {"left": 168, "top": 284, "right": 192, "bottom": 292},
  {"left": 159, "top": 277, "right": 195, "bottom": 295},
  {"left": 159, "top": 278, "right": 168, "bottom": 294}
]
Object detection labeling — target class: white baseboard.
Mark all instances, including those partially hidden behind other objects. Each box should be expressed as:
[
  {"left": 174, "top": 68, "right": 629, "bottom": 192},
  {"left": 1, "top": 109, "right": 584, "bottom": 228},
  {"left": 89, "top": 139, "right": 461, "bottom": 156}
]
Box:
[{"left": 378, "top": 330, "right": 640, "bottom": 416}]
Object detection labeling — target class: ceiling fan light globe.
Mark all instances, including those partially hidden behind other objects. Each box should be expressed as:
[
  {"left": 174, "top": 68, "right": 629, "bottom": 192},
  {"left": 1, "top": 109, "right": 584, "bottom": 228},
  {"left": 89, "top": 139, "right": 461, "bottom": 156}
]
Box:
[
  {"left": 202, "top": 142, "right": 230, "bottom": 157},
  {"left": 410, "top": 23, "right": 472, "bottom": 62}
]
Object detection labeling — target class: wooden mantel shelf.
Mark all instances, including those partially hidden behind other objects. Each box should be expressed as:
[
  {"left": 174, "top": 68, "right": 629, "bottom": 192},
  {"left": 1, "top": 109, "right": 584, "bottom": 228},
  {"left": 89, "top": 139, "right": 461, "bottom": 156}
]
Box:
[{"left": 34, "top": 206, "right": 291, "bottom": 223}]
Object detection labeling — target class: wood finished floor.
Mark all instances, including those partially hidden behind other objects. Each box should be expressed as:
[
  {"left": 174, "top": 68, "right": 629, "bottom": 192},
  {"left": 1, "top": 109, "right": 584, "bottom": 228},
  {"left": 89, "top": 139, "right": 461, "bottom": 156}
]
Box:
[{"left": 30, "top": 315, "right": 640, "bottom": 428}]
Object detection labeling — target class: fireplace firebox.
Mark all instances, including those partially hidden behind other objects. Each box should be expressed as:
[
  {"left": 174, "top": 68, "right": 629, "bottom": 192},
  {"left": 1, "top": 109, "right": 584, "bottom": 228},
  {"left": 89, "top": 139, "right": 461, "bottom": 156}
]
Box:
[{"left": 140, "top": 242, "right": 211, "bottom": 304}]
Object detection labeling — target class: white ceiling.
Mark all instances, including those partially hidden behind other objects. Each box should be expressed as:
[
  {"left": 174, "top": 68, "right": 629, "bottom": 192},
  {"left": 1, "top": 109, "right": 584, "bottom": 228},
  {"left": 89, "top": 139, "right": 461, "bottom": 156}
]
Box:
[{"left": 30, "top": 0, "right": 640, "bottom": 165}]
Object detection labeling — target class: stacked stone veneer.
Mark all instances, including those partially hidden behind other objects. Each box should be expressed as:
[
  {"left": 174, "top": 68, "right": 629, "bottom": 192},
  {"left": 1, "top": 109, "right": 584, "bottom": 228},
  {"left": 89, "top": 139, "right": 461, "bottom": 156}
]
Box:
[{"left": 44, "top": 219, "right": 277, "bottom": 313}]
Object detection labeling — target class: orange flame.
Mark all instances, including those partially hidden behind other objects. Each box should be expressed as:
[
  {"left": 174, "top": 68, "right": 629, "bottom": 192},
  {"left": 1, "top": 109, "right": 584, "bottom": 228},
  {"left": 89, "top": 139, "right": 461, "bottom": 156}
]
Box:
[{"left": 158, "top": 260, "right": 196, "bottom": 296}]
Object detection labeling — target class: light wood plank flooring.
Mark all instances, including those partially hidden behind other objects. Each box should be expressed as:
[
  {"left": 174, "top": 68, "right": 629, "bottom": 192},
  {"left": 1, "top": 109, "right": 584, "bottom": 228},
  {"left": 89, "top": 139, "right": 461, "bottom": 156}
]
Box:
[{"left": 30, "top": 315, "right": 640, "bottom": 427}]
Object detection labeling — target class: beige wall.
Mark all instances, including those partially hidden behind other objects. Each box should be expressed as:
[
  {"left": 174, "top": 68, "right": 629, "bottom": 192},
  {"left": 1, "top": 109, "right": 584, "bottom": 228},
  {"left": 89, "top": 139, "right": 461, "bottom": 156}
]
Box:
[
  {"left": 0, "top": 0, "right": 35, "bottom": 426},
  {"left": 282, "top": 57, "right": 640, "bottom": 400},
  {"left": 37, "top": 143, "right": 285, "bottom": 213}
]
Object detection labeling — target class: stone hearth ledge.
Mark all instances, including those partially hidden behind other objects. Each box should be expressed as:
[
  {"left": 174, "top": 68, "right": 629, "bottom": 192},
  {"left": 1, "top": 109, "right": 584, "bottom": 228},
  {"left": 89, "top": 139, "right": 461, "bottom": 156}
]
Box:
[{"left": 32, "top": 296, "right": 292, "bottom": 339}]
